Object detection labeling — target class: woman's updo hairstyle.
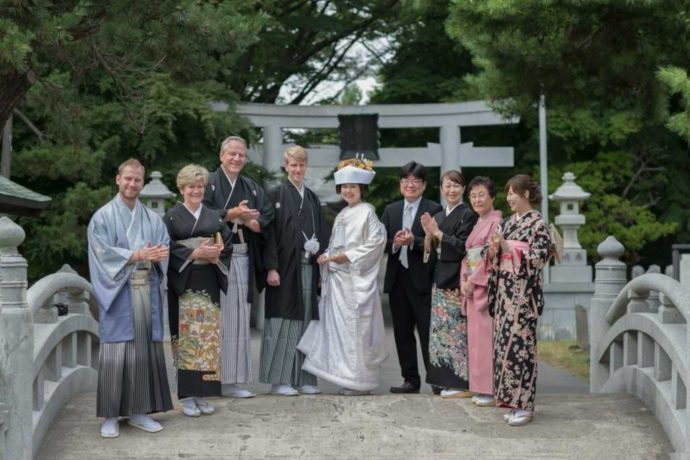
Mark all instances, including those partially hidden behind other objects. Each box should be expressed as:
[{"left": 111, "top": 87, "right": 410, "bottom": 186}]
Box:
[{"left": 505, "top": 174, "right": 542, "bottom": 204}]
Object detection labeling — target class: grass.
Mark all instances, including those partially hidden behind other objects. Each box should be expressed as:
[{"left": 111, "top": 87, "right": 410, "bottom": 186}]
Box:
[{"left": 538, "top": 340, "right": 590, "bottom": 382}]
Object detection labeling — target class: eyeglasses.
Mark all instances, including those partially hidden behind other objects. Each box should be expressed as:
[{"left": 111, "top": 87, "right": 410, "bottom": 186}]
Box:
[
  {"left": 400, "top": 178, "right": 423, "bottom": 186},
  {"left": 469, "top": 193, "right": 488, "bottom": 200}
]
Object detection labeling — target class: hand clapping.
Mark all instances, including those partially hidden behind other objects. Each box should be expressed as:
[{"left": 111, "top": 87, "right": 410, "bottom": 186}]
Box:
[
  {"left": 137, "top": 243, "right": 169, "bottom": 263},
  {"left": 420, "top": 212, "right": 440, "bottom": 240},
  {"left": 393, "top": 228, "right": 413, "bottom": 247},
  {"left": 226, "top": 199, "right": 260, "bottom": 223}
]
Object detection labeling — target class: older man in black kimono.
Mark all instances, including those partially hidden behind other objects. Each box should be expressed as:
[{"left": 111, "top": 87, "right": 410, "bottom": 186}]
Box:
[
  {"left": 203, "top": 136, "right": 274, "bottom": 398},
  {"left": 259, "top": 145, "right": 330, "bottom": 396}
]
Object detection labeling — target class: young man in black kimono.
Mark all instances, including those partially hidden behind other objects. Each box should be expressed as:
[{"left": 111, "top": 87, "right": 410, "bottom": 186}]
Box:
[{"left": 260, "top": 145, "right": 330, "bottom": 395}]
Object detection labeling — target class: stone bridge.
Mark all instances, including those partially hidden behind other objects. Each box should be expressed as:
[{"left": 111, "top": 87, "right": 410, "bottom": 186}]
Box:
[{"left": 0, "top": 215, "right": 684, "bottom": 459}]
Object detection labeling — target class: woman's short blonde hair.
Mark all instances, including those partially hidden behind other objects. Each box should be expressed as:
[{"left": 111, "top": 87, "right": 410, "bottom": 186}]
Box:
[
  {"left": 176, "top": 164, "right": 209, "bottom": 191},
  {"left": 284, "top": 145, "right": 308, "bottom": 163}
]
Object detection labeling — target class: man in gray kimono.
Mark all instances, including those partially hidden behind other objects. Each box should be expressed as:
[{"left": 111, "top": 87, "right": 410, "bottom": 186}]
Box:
[{"left": 88, "top": 159, "right": 173, "bottom": 438}]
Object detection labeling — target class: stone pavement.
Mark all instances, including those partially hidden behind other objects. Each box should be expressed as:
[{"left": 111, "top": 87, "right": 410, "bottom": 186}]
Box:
[{"left": 37, "top": 329, "right": 673, "bottom": 459}]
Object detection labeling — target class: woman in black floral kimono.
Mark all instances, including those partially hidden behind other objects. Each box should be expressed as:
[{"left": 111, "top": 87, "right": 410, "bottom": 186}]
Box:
[
  {"left": 165, "top": 164, "right": 233, "bottom": 418},
  {"left": 488, "top": 174, "right": 552, "bottom": 426}
]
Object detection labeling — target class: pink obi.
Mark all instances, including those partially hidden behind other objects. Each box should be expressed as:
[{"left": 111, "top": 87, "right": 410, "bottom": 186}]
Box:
[{"left": 499, "top": 240, "right": 529, "bottom": 274}]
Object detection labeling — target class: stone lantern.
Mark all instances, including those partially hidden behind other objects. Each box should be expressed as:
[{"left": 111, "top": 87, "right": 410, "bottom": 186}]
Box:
[
  {"left": 549, "top": 172, "right": 592, "bottom": 283},
  {"left": 139, "top": 171, "right": 175, "bottom": 217}
]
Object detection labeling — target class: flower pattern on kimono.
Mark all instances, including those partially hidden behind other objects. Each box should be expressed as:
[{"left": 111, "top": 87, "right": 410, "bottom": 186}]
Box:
[
  {"left": 490, "top": 210, "right": 551, "bottom": 412},
  {"left": 429, "top": 287, "right": 468, "bottom": 381},
  {"left": 177, "top": 289, "right": 221, "bottom": 380}
]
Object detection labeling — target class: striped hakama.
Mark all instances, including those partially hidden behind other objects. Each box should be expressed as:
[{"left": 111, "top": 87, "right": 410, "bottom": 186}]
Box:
[
  {"left": 97, "top": 270, "right": 173, "bottom": 417},
  {"left": 220, "top": 243, "right": 253, "bottom": 384},
  {"left": 259, "top": 263, "right": 317, "bottom": 387}
]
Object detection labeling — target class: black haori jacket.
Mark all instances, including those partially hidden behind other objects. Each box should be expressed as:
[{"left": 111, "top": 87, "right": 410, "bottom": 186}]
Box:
[
  {"left": 203, "top": 168, "right": 274, "bottom": 302},
  {"left": 262, "top": 181, "right": 330, "bottom": 321}
]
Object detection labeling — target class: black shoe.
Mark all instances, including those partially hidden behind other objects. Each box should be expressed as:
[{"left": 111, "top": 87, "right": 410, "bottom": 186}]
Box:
[
  {"left": 390, "top": 381, "right": 420, "bottom": 394},
  {"left": 432, "top": 386, "right": 442, "bottom": 395}
]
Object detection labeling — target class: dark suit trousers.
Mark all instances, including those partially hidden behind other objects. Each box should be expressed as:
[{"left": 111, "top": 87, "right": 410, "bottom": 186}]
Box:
[{"left": 389, "top": 265, "right": 431, "bottom": 386}]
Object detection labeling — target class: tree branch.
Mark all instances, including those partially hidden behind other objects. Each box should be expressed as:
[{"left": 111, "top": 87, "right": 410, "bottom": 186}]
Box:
[
  {"left": 13, "top": 109, "right": 47, "bottom": 143},
  {"left": 0, "top": 69, "right": 37, "bottom": 128},
  {"left": 288, "top": 32, "right": 364, "bottom": 105}
]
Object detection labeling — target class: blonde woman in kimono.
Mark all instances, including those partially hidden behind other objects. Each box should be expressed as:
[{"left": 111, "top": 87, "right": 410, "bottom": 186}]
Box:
[
  {"left": 298, "top": 160, "right": 387, "bottom": 395},
  {"left": 460, "top": 176, "right": 502, "bottom": 407},
  {"left": 488, "top": 174, "right": 552, "bottom": 426}
]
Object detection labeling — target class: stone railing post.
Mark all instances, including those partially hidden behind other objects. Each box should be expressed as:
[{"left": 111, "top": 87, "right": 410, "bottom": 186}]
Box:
[
  {"left": 0, "top": 217, "right": 33, "bottom": 459},
  {"left": 589, "top": 235, "right": 627, "bottom": 392}
]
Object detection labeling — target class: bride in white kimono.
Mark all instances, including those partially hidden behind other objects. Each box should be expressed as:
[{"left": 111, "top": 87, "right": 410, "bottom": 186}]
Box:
[{"left": 298, "top": 161, "right": 388, "bottom": 395}]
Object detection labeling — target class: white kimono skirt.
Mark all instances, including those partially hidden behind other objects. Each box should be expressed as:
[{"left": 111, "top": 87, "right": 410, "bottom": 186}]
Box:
[{"left": 298, "top": 202, "right": 388, "bottom": 391}]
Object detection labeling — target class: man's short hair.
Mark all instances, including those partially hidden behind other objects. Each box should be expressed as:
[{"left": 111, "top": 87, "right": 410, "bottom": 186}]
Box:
[
  {"left": 220, "top": 136, "right": 247, "bottom": 154},
  {"left": 284, "top": 145, "right": 308, "bottom": 163},
  {"left": 118, "top": 158, "right": 145, "bottom": 176},
  {"left": 399, "top": 161, "right": 427, "bottom": 181},
  {"left": 176, "top": 164, "right": 209, "bottom": 191}
]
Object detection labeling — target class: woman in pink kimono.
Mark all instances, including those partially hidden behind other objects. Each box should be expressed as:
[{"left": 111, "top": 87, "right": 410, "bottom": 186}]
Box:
[{"left": 460, "top": 177, "right": 501, "bottom": 408}]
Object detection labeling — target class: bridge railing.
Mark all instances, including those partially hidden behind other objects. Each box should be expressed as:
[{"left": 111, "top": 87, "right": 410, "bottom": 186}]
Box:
[
  {"left": 590, "top": 236, "right": 690, "bottom": 458},
  {"left": 29, "top": 265, "right": 99, "bottom": 457},
  {"left": 0, "top": 217, "right": 99, "bottom": 459}
]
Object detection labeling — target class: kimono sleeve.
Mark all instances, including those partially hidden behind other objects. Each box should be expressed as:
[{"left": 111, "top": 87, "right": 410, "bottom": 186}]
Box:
[
  {"left": 151, "top": 212, "right": 170, "bottom": 276},
  {"left": 380, "top": 204, "right": 396, "bottom": 255},
  {"left": 438, "top": 209, "right": 477, "bottom": 262},
  {"left": 87, "top": 208, "right": 134, "bottom": 314},
  {"left": 164, "top": 212, "right": 194, "bottom": 274},
  {"left": 467, "top": 219, "right": 500, "bottom": 288},
  {"left": 516, "top": 219, "right": 552, "bottom": 280},
  {"left": 344, "top": 208, "right": 386, "bottom": 276},
  {"left": 87, "top": 210, "right": 133, "bottom": 282},
  {"left": 261, "top": 187, "right": 280, "bottom": 271},
  {"left": 255, "top": 183, "right": 275, "bottom": 230},
  {"left": 217, "top": 222, "right": 234, "bottom": 275}
]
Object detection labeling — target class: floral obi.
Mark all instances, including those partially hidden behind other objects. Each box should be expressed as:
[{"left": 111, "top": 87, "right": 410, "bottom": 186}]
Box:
[
  {"left": 465, "top": 247, "right": 483, "bottom": 276},
  {"left": 499, "top": 240, "right": 529, "bottom": 274}
]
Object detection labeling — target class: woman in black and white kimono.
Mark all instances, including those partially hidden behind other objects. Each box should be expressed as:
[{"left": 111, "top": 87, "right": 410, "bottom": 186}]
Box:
[
  {"left": 421, "top": 170, "right": 477, "bottom": 398},
  {"left": 164, "top": 164, "right": 233, "bottom": 417}
]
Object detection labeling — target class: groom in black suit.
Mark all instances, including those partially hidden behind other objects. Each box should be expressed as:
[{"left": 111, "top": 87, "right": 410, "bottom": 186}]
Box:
[{"left": 381, "top": 162, "right": 443, "bottom": 393}]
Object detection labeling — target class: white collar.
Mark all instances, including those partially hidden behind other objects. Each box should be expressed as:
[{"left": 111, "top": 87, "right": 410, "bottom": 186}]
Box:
[
  {"left": 117, "top": 194, "right": 138, "bottom": 215},
  {"left": 288, "top": 178, "right": 305, "bottom": 198},
  {"left": 183, "top": 202, "right": 203, "bottom": 220},
  {"left": 446, "top": 202, "right": 462, "bottom": 216}
]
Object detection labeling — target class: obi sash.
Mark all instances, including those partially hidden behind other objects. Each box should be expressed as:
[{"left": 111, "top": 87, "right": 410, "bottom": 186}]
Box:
[
  {"left": 178, "top": 236, "right": 214, "bottom": 265},
  {"left": 465, "top": 247, "right": 483, "bottom": 276},
  {"left": 500, "top": 239, "right": 540, "bottom": 317},
  {"left": 461, "top": 247, "right": 484, "bottom": 315},
  {"left": 499, "top": 240, "right": 529, "bottom": 274}
]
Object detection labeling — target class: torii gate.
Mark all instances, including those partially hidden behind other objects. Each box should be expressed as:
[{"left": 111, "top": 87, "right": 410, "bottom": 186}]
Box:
[{"left": 213, "top": 101, "right": 520, "bottom": 180}]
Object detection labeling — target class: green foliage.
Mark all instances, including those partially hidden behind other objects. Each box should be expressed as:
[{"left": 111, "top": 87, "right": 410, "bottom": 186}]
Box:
[
  {"left": 3, "top": 0, "right": 403, "bottom": 279},
  {"left": 548, "top": 153, "right": 677, "bottom": 263},
  {"left": 3, "top": 0, "right": 267, "bottom": 279},
  {"left": 228, "top": 0, "right": 401, "bottom": 104},
  {"left": 370, "top": 0, "right": 475, "bottom": 105},
  {"left": 440, "top": 0, "right": 690, "bottom": 264},
  {"left": 657, "top": 66, "right": 690, "bottom": 143}
]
